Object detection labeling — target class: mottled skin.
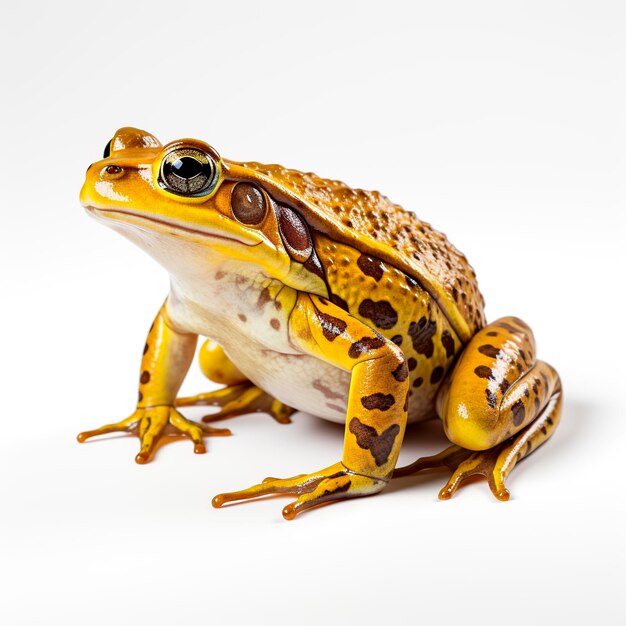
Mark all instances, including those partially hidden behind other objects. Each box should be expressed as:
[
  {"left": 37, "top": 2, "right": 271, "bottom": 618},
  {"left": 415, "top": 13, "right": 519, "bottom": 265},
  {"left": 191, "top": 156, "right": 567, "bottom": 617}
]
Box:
[{"left": 78, "top": 128, "right": 563, "bottom": 519}]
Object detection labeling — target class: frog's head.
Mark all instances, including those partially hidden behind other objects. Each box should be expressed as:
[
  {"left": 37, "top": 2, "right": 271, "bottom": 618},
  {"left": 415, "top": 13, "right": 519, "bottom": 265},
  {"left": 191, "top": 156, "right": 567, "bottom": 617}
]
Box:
[{"left": 81, "top": 127, "right": 322, "bottom": 290}]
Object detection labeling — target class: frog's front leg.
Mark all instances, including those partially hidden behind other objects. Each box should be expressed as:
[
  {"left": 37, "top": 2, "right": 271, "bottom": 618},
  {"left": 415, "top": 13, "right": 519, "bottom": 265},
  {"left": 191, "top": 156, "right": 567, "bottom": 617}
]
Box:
[
  {"left": 213, "top": 294, "right": 409, "bottom": 520},
  {"left": 77, "top": 301, "right": 231, "bottom": 463},
  {"left": 395, "top": 317, "right": 563, "bottom": 500}
]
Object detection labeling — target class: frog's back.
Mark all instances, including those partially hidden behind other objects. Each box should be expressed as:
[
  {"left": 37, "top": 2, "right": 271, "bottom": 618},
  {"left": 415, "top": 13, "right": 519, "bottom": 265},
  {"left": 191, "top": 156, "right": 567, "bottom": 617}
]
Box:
[{"left": 225, "top": 160, "right": 485, "bottom": 343}]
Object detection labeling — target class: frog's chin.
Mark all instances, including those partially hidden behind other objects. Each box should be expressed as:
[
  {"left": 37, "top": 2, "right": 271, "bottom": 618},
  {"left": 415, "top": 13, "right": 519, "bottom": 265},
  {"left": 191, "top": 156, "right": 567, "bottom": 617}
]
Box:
[{"left": 84, "top": 205, "right": 260, "bottom": 248}]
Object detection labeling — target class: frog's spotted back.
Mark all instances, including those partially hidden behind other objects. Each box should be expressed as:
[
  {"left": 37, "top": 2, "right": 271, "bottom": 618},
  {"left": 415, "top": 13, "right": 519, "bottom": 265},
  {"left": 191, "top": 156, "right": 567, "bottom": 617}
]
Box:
[{"left": 227, "top": 161, "right": 485, "bottom": 342}]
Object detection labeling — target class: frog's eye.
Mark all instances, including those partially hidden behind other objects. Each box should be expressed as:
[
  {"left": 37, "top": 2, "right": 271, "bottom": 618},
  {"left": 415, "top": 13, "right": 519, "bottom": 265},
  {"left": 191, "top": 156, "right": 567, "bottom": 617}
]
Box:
[
  {"left": 103, "top": 139, "right": 112, "bottom": 159},
  {"left": 231, "top": 183, "right": 267, "bottom": 225},
  {"left": 158, "top": 148, "right": 218, "bottom": 197}
]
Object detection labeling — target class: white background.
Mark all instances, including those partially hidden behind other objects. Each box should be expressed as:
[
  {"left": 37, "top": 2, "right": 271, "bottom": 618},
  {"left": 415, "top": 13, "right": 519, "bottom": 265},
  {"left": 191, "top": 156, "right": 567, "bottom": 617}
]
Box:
[{"left": 1, "top": 1, "right": 625, "bottom": 625}]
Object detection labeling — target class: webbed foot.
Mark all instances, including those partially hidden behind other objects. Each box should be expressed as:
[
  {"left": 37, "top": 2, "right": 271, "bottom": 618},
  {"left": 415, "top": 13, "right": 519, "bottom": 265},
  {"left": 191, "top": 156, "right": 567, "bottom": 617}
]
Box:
[
  {"left": 212, "top": 462, "right": 387, "bottom": 520},
  {"left": 77, "top": 405, "right": 231, "bottom": 463}
]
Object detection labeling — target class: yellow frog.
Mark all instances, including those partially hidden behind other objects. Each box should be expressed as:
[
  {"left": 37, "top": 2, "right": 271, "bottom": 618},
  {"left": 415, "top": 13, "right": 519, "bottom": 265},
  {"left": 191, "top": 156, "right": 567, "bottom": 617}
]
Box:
[{"left": 78, "top": 127, "right": 563, "bottom": 519}]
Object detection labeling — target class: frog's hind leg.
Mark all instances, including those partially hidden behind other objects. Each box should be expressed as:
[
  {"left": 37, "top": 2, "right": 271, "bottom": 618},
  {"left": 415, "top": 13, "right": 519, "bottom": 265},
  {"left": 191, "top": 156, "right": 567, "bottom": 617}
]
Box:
[
  {"left": 394, "top": 317, "right": 563, "bottom": 500},
  {"left": 175, "top": 340, "right": 295, "bottom": 424}
]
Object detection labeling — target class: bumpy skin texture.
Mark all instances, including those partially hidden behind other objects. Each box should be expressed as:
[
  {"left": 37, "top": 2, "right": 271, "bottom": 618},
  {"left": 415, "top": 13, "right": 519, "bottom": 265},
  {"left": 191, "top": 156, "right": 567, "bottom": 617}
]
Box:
[
  {"left": 229, "top": 161, "right": 486, "bottom": 342},
  {"left": 78, "top": 128, "right": 562, "bottom": 519}
]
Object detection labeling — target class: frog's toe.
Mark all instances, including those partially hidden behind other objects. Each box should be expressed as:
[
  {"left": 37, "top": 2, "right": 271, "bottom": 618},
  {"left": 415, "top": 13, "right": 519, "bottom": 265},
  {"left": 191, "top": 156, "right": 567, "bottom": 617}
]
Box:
[
  {"left": 176, "top": 383, "right": 294, "bottom": 425},
  {"left": 77, "top": 410, "right": 143, "bottom": 443},
  {"left": 213, "top": 462, "right": 386, "bottom": 520}
]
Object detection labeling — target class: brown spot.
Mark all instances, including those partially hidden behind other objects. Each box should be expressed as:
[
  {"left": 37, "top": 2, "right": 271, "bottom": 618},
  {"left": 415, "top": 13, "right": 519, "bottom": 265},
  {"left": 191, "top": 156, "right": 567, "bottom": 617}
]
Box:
[
  {"left": 138, "top": 391, "right": 143, "bottom": 403},
  {"left": 358, "top": 299, "right": 398, "bottom": 330},
  {"left": 408, "top": 317, "right": 437, "bottom": 358},
  {"left": 320, "top": 480, "right": 352, "bottom": 498},
  {"left": 238, "top": 313, "right": 247, "bottom": 322},
  {"left": 430, "top": 366, "right": 444, "bottom": 384},
  {"left": 412, "top": 377, "right": 424, "bottom": 388},
  {"left": 276, "top": 204, "right": 312, "bottom": 262},
  {"left": 330, "top": 294, "right": 349, "bottom": 311},
  {"left": 497, "top": 322, "right": 522, "bottom": 334},
  {"left": 486, "top": 388, "right": 497, "bottom": 408},
  {"left": 511, "top": 400, "right": 525, "bottom": 426},
  {"left": 403, "top": 390, "right": 410, "bottom": 411},
  {"left": 523, "top": 388, "right": 530, "bottom": 398},
  {"left": 214, "top": 271, "right": 225, "bottom": 280},
  {"left": 140, "top": 371, "right": 150, "bottom": 384},
  {"left": 486, "top": 331, "right": 498, "bottom": 337},
  {"left": 231, "top": 182, "right": 267, "bottom": 225},
  {"left": 313, "top": 379, "right": 343, "bottom": 400},
  {"left": 407, "top": 357, "right": 417, "bottom": 371},
  {"left": 143, "top": 343, "right": 149, "bottom": 355},
  {"left": 348, "top": 336, "right": 386, "bottom": 359},
  {"left": 474, "top": 365, "right": 493, "bottom": 379},
  {"left": 317, "top": 310, "right": 348, "bottom": 341},
  {"left": 326, "top": 403, "right": 345, "bottom": 413},
  {"left": 516, "top": 362, "right": 524, "bottom": 374},
  {"left": 478, "top": 344, "right": 500, "bottom": 358},
  {"left": 534, "top": 397, "right": 540, "bottom": 412},
  {"left": 546, "top": 416, "right": 553, "bottom": 426},
  {"left": 392, "top": 361, "right": 409, "bottom": 382},
  {"left": 500, "top": 379, "right": 510, "bottom": 394},
  {"left": 357, "top": 254, "right": 384, "bottom": 281},
  {"left": 361, "top": 393, "right": 396, "bottom": 411},
  {"left": 519, "top": 349, "right": 527, "bottom": 363},
  {"left": 270, "top": 318, "right": 280, "bottom": 330},
  {"left": 274, "top": 301, "right": 282, "bottom": 310},
  {"left": 391, "top": 335, "right": 403, "bottom": 346},
  {"left": 540, "top": 425, "right": 548, "bottom": 435},
  {"left": 349, "top": 417, "right": 401, "bottom": 466},
  {"left": 441, "top": 331, "right": 455, "bottom": 358},
  {"left": 257, "top": 287, "right": 271, "bottom": 310}
]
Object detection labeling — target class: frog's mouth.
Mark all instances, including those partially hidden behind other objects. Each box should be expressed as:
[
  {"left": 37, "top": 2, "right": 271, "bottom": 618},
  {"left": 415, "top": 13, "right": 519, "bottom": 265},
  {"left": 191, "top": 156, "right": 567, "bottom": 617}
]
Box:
[{"left": 85, "top": 206, "right": 261, "bottom": 248}]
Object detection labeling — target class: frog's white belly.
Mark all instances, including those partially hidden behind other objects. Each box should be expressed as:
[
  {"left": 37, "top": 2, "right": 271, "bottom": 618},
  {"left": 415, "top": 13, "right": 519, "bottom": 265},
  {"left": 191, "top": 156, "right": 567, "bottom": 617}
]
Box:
[
  {"left": 222, "top": 341, "right": 351, "bottom": 423},
  {"left": 166, "top": 269, "right": 351, "bottom": 423}
]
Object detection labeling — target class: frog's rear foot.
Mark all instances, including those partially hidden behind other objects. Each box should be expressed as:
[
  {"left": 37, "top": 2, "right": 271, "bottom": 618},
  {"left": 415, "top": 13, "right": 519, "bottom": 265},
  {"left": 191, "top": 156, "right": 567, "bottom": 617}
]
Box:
[
  {"left": 394, "top": 443, "right": 511, "bottom": 500},
  {"left": 394, "top": 390, "right": 563, "bottom": 500},
  {"left": 176, "top": 382, "right": 295, "bottom": 425}
]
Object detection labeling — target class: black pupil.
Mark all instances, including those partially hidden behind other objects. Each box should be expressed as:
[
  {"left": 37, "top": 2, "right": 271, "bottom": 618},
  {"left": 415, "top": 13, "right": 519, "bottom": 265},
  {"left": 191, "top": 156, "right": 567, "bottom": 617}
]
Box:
[{"left": 171, "top": 157, "right": 203, "bottom": 179}]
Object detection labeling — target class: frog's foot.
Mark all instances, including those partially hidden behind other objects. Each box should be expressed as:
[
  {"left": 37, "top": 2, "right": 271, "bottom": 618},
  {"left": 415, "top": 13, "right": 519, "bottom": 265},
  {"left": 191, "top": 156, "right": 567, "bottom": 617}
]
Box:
[
  {"left": 77, "top": 405, "right": 231, "bottom": 464},
  {"left": 176, "top": 382, "right": 295, "bottom": 425},
  {"left": 212, "top": 462, "right": 387, "bottom": 520},
  {"left": 394, "top": 443, "right": 512, "bottom": 500},
  {"left": 394, "top": 390, "right": 562, "bottom": 501}
]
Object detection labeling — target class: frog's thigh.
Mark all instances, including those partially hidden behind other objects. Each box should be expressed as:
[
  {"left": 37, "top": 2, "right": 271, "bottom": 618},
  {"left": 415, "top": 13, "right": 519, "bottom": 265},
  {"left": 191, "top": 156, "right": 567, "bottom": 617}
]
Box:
[
  {"left": 291, "top": 294, "right": 410, "bottom": 479},
  {"left": 438, "top": 317, "right": 561, "bottom": 450},
  {"left": 198, "top": 339, "right": 248, "bottom": 385}
]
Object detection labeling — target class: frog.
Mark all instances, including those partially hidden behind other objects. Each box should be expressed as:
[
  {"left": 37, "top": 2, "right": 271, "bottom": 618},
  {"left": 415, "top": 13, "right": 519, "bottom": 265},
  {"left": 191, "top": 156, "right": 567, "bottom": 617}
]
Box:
[{"left": 78, "top": 127, "right": 563, "bottom": 520}]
